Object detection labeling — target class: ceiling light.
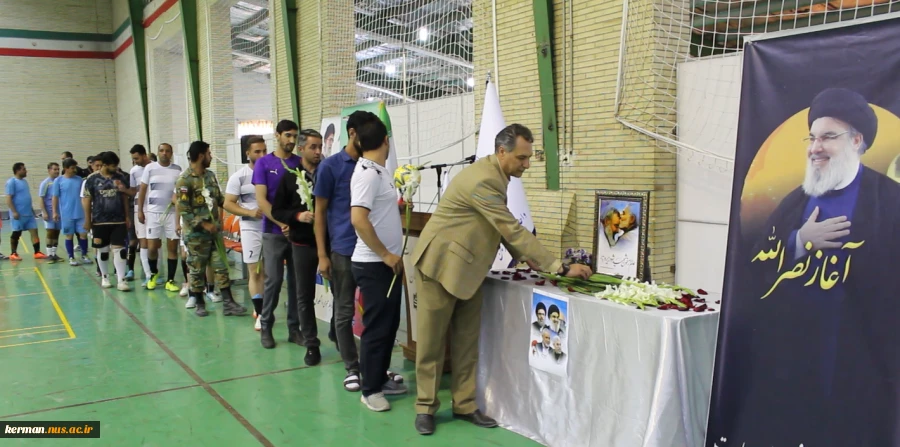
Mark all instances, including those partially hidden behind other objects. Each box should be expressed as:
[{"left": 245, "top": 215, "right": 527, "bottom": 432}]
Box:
[
  {"left": 385, "top": 64, "right": 396, "bottom": 74},
  {"left": 466, "top": 77, "right": 475, "bottom": 88},
  {"left": 418, "top": 27, "right": 429, "bottom": 42}
]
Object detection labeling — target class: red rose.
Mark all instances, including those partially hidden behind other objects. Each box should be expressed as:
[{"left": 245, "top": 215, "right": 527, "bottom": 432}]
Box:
[
  {"left": 697, "top": 289, "right": 708, "bottom": 295},
  {"left": 535, "top": 280, "right": 546, "bottom": 286}
]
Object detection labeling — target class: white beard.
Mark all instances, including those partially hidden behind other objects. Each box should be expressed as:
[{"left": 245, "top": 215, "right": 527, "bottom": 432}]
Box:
[{"left": 801, "top": 144, "right": 860, "bottom": 197}]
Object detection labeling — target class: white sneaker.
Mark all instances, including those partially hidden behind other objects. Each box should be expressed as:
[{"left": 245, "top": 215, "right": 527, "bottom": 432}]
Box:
[
  {"left": 207, "top": 291, "right": 222, "bottom": 303},
  {"left": 117, "top": 281, "right": 131, "bottom": 292},
  {"left": 360, "top": 393, "right": 390, "bottom": 412},
  {"left": 101, "top": 276, "right": 112, "bottom": 288},
  {"left": 69, "top": 258, "right": 79, "bottom": 266},
  {"left": 185, "top": 295, "right": 196, "bottom": 309},
  {"left": 179, "top": 283, "right": 189, "bottom": 297},
  {"left": 254, "top": 315, "right": 261, "bottom": 331}
]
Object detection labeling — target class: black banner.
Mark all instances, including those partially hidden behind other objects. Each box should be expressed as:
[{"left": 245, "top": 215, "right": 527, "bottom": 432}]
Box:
[
  {"left": 706, "top": 15, "right": 900, "bottom": 447},
  {"left": 1, "top": 421, "right": 100, "bottom": 438}
]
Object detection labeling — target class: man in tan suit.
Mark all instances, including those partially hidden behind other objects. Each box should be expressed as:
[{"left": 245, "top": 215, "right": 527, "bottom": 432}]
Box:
[{"left": 412, "top": 124, "right": 592, "bottom": 435}]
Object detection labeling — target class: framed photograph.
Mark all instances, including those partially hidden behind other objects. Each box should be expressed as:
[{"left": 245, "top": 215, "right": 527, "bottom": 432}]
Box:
[{"left": 592, "top": 190, "right": 650, "bottom": 281}]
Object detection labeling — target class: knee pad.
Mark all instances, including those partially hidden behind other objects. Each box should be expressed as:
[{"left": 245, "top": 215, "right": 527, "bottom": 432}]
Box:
[
  {"left": 100, "top": 252, "right": 110, "bottom": 261},
  {"left": 119, "top": 248, "right": 128, "bottom": 259},
  {"left": 11, "top": 231, "right": 21, "bottom": 241}
]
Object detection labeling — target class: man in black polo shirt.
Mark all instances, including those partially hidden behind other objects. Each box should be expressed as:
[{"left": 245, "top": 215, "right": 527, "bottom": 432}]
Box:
[{"left": 82, "top": 151, "right": 131, "bottom": 291}]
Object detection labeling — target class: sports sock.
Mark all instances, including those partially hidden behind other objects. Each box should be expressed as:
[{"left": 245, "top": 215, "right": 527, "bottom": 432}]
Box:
[
  {"left": 167, "top": 258, "right": 177, "bottom": 282},
  {"left": 181, "top": 260, "right": 189, "bottom": 281},
  {"left": 97, "top": 247, "right": 110, "bottom": 277},
  {"left": 33, "top": 242, "right": 40, "bottom": 253},
  {"left": 127, "top": 246, "right": 136, "bottom": 270},
  {"left": 252, "top": 295, "right": 263, "bottom": 314},
  {"left": 140, "top": 248, "right": 151, "bottom": 278},
  {"left": 65, "top": 240, "right": 75, "bottom": 258},
  {"left": 78, "top": 238, "right": 88, "bottom": 256},
  {"left": 114, "top": 248, "right": 127, "bottom": 282}
]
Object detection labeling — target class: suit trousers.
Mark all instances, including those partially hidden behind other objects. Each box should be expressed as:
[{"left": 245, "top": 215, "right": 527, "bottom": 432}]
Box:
[
  {"left": 351, "top": 261, "right": 403, "bottom": 397},
  {"left": 290, "top": 244, "right": 320, "bottom": 347},
  {"left": 260, "top": 233, "right": 297, "bottom": 331},
  {"left": 414, "top": 267, "right": 482, "bottom": 416},
  {"left": 330, "top": 253, "right": 360, "bottom": 372}
]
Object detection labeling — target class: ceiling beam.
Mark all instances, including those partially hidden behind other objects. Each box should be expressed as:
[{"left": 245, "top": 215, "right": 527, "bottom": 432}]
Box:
[
  {"left": 232, "top": 7, "right": 269, "bottom": 36},
  {"left": 355, "top": 28, "right": 472, "bottom": 69}
]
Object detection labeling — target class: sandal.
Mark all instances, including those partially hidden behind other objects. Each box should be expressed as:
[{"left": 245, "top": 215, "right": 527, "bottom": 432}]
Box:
[
  {"left": 387, "top": 370, "right": 404, "bottom": 384},
  {"left": 344, "top": 371, "right": 360, "bottom": 392}
]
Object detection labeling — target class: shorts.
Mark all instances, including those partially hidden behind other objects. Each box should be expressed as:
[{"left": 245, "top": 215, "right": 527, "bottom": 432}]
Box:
[
  {"left": 91, "top": 224, "right": 128, "bottom": 248},
  {"left": 133, "top": 210, "right": 147, "bottom": 239},
  {"left": 61, "top": 218, "right": 86, "bottom": 236},
  {"left": 240, "top": 229, "right": 262, "bottom": 264},
  {"left": 44, "top": 217, "right": 60, "bottom": 230},
  {"left": 146, "top": 211, "right": 178, "bottom": 240},
  {"left": 11, "top": 215, "right": 37, "bottom": 232}
]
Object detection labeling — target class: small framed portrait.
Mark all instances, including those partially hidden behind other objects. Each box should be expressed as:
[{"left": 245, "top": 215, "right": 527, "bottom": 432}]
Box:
[{"left": 592, "top": 190, "right": 650, "bottom": 281}]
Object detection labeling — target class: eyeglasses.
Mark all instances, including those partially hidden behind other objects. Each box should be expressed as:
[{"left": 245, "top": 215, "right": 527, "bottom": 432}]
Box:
[{"left": 802, "top": 130, "right": 849, "bottom": 144}]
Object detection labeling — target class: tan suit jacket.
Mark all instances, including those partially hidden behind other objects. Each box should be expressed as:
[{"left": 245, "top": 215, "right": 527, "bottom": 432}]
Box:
[{"left": 412, "top": 155, "right": 562, "bottom": 300}]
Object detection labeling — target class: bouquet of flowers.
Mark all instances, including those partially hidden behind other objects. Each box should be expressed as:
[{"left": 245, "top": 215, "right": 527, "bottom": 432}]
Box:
[
  {"left": 536, "top": 271, "right": 712, "bottom": 311},
  {"left": 281, "top": 159, "right": 329, "bottom": 292},
  {"left": 564, "top": 248, "right": 593, "bottom": 268},
  {"left": 386, "top": 164, "right": 423, "bottom": 297}
]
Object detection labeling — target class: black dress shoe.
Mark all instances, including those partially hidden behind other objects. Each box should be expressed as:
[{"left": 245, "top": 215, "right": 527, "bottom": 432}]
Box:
[
  {"left": 452, "top": 410, "right": 498, "bottom": 428},
  {"left": 415, "top": 414, "right": 435, "bottom": 435},
  {"left": 305, "top": 346, "right": 321, "bottom": 366}
]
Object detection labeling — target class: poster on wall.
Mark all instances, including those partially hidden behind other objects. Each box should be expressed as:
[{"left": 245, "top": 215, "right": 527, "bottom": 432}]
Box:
[
  {"left": 706, "top": 15, "right": 900, "bottom": 447},
  {"left": 319, "top": 117, "right": 341, "bottom": 159},
  {"left": 528, "top": 289, "right": 569, "bottom": 377}
]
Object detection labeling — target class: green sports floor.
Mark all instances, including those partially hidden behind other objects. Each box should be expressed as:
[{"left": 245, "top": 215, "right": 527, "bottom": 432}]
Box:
[{"left": 0, "top": 237, "right": 540, "bottom": 446}]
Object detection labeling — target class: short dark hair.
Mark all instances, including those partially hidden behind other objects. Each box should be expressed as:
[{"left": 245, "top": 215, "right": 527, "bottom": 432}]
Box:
[
  {"left": 130, "top": 144, "right": 147, "bottom": 155},
  {"left": 12, "top": 162, "right": 24, "bottom": 174},
  {"left": 61, "top": 151, "right": 73, "bottom": 158},
  {"left": 245, "top": 135, "right": 265, "bottom": 149},
  {"left": 346, "top": 110, "right": 373, "bottom": 133},
  {"left": 495, "top": 124, "right": 534, "bottom": 154},
  {"left": 100, "top": 151, "right": 120, "bottom": 166},
  {"left": 62, "top": 158, "right": 78, "bottom": 170},
  {"left": 158, "top": 143, "right": 172, "bottom": 151},
  {"left": 275, "top": 119, "right": 299, "bottom": 134},
  {"left": 149, "top": 153, "right": 157, "bottom": 161},
  {"left": 298, "top": 129, "right": 322, "bottom": 148},
  {"left": 356, "top": 115, "right": 388, "bottom": 154},
  {"left": 47, "top": 162, "right": 59, "bottom": 170},
  {"left": 188, "top": 140, "right": 210, "bottom": 162}
]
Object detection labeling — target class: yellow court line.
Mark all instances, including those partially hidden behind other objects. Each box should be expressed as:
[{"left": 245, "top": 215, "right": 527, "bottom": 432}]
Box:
[
  {"left": 0, "top": 324, "right": 64, "bottom": 334},
  {"left": 0, "top": 337, "right": 72, "bottom": 349},
  {"left": 0, "top": 328, "right": 66, "bottom": 340},
  {"left": 0, "top": 291, "right": 48, "bottom": 300},
  {"left": 33, "top": 267, "right": 76, "bottom": 340}
]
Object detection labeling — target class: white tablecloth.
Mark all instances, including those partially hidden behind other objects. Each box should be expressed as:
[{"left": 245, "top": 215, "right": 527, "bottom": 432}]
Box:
[{"left": 475, "top": 274, "right": 719, "bottom": 447}]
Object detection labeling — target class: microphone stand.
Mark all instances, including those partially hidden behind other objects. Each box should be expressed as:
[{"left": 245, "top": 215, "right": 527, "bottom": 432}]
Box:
[{"left": 424, "top": 156, "right": 475, "bottom": 201}]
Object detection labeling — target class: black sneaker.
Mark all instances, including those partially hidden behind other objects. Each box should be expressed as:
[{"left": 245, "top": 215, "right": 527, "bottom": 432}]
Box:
[{"left": 305, "top": 346, "right": 321, "bottom": 366}]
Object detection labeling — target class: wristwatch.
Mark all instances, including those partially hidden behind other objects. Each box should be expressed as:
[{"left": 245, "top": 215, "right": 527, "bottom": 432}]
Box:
[{"left": 558, "top": 263, "right": 570, "bottom": 276}]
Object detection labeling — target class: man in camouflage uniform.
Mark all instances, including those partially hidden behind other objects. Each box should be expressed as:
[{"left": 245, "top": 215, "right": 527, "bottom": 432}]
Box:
[{"left": 175, "top": 140, "right": 248, "bottom": 317}]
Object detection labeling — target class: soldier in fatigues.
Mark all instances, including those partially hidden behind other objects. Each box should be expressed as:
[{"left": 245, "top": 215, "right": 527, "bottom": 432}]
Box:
[{"left": 175, "top": 140, "right": 248, "bottom": 317}]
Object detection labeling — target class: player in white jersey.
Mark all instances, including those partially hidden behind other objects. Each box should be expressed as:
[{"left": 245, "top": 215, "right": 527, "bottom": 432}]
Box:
[
  {"left": 138, "top": 143, "right": 184, "bottom": 291},
  {"left": 224, "top": 136, "right": 267, "bottom": 330},
  {"left": 127, "top": 145, "right": 151, "bottom": 282}
]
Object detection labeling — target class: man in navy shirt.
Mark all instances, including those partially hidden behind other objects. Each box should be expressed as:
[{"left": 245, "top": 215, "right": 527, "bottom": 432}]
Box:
[{"left": 314, "top": 111, "right": 377, "bottom": 392}]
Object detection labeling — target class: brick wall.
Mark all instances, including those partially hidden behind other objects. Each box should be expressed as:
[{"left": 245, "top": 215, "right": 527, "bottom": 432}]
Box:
[
  {"left": 0, "top": 0, "right": 118, "bottom": 202},
  {"left": 473, "top": 0, "right": 677, "bottom": 283}
]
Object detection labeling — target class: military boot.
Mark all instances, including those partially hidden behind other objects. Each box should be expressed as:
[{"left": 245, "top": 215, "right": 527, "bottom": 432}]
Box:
[
  {"left": 193, "top": 292, "right": 209, "bottom": 317},
  {"left": 220, "top": 287, "right": 248, "bottom": 316}
]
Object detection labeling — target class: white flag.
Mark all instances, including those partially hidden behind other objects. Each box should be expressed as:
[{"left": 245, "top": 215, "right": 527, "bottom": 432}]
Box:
[{"left": 476, "top": 79, "right": 536, "bottom": 270}]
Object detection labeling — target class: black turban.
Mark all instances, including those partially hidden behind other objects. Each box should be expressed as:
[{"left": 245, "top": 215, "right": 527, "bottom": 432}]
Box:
[{"left": 807, "top": 87, "right": 878, "bottom": 151}]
